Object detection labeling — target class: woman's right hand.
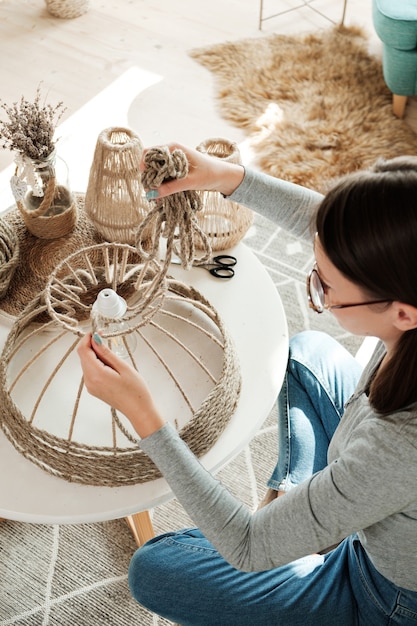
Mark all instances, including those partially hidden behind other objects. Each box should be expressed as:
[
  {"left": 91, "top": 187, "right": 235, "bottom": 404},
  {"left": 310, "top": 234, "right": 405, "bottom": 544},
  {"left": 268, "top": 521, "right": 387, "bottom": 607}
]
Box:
[
  {"left": 77, "top": 333, "right": 166, "bottom": 439},
  {"left": 141, "top": 142, "right": 245, "bottom": 199}
]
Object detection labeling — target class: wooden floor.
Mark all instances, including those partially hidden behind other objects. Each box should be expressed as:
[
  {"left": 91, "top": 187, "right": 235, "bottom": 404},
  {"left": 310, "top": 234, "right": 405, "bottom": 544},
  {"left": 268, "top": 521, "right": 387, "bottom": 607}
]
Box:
[{"left": 0, "top": 0, "right": 416, "bottom": 177}]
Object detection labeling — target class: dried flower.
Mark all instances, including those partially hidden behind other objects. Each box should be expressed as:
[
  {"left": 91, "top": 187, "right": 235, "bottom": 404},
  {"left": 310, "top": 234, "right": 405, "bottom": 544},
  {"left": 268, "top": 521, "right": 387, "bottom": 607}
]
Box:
[{"left": 0, "top": 86, "right": 66, "bottom": 160}]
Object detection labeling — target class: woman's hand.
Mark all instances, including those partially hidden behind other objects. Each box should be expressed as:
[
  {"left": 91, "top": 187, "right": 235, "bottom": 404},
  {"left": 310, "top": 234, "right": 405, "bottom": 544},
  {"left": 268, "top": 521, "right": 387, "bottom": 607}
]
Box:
[
  {"left": 77, "top": 333, "right": 166, "bottom": 439},
  {"left": 141, "top": 142, "right": 245, "bottom": 199}
]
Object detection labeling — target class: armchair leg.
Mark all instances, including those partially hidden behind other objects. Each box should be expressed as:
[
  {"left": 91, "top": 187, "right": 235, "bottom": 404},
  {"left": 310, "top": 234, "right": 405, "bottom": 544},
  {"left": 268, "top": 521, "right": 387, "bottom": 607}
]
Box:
[{"left": 393, "top": 94, "right": 407, "bottom": 118}]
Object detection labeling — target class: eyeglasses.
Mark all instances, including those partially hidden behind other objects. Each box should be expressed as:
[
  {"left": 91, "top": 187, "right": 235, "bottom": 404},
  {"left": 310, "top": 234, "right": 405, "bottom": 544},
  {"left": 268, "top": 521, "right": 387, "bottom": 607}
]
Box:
[{"left": 306, "top": 267, "right": 390, "bottom": 314}]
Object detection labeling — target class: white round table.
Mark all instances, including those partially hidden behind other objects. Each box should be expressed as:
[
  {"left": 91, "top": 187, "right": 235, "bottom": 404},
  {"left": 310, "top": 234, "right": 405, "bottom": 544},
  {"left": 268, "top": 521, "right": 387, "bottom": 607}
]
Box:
[{"left": 0, "top": 242, "right": 288, "bottom": 541}]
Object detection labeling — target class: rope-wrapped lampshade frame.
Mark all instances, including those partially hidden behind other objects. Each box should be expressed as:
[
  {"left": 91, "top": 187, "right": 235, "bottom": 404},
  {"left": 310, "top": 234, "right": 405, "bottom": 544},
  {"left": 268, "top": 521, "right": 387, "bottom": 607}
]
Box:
[{"left": 0, "top": 256, "right": 241, "bottom": 486}]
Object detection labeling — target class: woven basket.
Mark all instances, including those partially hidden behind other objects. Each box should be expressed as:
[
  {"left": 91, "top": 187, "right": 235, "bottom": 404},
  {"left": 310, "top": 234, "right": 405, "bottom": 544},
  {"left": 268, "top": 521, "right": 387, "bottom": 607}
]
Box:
[
  {"left": 17, "top": 191, "right": 78, "bottom": 240},
  {"left": 45, "top": 0, "right": 90, "bottom": 18},
  {"left": 195, "top": 138, "right": 253, "bottom": 250},
  {"left": 0, "top": 219, "right": 20, "bottom": 299},
  {"left": 14, "top": 150, "right": 78, "bottom": 240},
  {"left": 85, "top": 127, "right": 152, "bottom": 245}
]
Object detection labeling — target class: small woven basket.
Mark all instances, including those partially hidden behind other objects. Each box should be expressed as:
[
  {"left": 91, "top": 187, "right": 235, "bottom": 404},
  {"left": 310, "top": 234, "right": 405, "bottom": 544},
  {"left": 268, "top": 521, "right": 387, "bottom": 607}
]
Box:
[
  {"left": 195, "top": 138, "right": 253, "bottom": 250},
  {"left": 45, "top": 0, "right": 90, "bottom": 18},
  {"left": 17, "top": 187, "right": 78, "bottom": 240},
  {"left": 85, "top": 127, "right": 152, "bottom": 245},
  {"left": 0, "top": 219, "right": 20, "bottom": 299}
]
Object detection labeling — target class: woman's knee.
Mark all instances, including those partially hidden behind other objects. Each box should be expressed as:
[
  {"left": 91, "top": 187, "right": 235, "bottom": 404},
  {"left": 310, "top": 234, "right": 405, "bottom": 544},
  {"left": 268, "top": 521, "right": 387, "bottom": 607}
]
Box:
[
  {"left": 128, "top": 538, "right": 163, "bottom": 608},
  {"left": 128, "top": 528, "right": 210, "bottom": 610},
  {"left": 289, "top": 331, "right": 341, "bottom": 363},
  {"left": 288, "top": 331, "right": 362, "bottom": 391}
]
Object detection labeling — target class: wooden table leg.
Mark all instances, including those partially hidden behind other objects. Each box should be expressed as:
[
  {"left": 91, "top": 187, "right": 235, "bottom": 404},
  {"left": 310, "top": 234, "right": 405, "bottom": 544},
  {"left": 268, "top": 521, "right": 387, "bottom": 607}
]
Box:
[
  {"left": 125, "top": 510, "right": 155, "bottom": 546},
  {"left": 393, "top": 94, "right": 407, "bottom": 119}
]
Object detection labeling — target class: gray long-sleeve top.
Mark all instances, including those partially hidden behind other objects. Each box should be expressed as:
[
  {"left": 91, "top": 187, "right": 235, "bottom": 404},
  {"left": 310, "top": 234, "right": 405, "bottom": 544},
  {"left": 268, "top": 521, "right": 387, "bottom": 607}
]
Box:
[{"left": 140, "top": 168, "right": 417, "bottom": 591}]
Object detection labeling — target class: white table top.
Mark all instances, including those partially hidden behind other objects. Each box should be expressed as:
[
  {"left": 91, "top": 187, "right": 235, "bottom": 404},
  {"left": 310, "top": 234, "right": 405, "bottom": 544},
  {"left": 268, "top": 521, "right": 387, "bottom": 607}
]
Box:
[
  {"left": 0, "top": 241, "right": 288, "bottom": 524},
  {"left": 0, "top": 74, "right": 288, "bottom": 523}
]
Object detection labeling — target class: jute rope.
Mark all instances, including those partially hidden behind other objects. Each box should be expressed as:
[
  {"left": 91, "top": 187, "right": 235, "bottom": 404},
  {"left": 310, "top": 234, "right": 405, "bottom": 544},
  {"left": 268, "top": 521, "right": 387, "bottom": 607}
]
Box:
[
  {"left": 138, "top": 146, "right": 212, "bottom": 272},
  {"left": 0, "top": 218, "right": 20, "bottom": 298}
]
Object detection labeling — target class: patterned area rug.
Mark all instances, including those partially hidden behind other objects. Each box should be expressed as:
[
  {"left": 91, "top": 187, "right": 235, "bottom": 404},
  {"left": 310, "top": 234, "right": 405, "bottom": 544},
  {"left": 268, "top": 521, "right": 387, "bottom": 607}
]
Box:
[
  {"left": 190, "top": 25, "right": 417, "bottom": 193},
  {"left": 0, "top": 215, "right": 362, "bottom": 626}
]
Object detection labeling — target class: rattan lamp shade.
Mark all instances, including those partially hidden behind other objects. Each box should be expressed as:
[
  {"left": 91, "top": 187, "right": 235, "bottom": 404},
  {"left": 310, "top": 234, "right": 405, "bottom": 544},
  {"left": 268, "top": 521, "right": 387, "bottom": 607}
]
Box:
[
  {"left": 84, "top": 127, "right": 152, "bottom": 245},
  {"left": 195, "top": 138, "right": 254, "bottom": 250}
]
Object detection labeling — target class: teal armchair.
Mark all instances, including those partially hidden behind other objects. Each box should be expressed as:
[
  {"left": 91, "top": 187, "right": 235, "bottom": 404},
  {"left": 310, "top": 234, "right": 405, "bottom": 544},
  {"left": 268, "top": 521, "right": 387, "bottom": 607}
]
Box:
[{"left": 372, "top": 0, "right": 417, "bottom": 118}]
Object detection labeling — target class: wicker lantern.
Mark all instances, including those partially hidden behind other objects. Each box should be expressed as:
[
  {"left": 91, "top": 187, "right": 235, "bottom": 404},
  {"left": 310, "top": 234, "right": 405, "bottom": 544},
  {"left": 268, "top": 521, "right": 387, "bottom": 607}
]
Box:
[
  {"left": 195, "top": 138, "right": 254, "bottom": 250},
  {"left": 84, "top": 127, "right": 152, "bottom": 245}
]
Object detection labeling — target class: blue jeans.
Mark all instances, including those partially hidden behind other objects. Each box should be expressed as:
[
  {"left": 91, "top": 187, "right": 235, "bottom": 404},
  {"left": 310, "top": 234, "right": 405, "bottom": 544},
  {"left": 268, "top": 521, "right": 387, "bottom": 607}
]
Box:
[{"left": 128, "top": 331, "right": 417, "bottom": 625}]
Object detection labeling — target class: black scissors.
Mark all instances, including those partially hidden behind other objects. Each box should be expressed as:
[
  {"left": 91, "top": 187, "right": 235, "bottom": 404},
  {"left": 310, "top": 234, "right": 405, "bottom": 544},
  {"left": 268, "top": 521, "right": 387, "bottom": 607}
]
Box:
[
  {"left": 195, "top": 254, "right": 237, "bottom": 279},
  {"left": 169, "top": 254, "right": 237, "bottom": 279}
]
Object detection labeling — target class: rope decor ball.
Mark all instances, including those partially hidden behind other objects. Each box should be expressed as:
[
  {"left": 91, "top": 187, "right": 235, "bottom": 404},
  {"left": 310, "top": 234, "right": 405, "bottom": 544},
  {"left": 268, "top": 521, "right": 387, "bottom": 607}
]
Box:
[
  {"left": 84, "top": 127, "right": 152, "bottom": 245},
  {"left": 195, "top": 138, "right": 254, "bottom": 250},
  {"left": 45, "top": 0, "right": 90, "bottom": 18},
  {"left": 0, "top": 218, "right": 20, "bottom": 298},
  {"left": 0, "top": 146, "right": 242, "bottom": 486}
]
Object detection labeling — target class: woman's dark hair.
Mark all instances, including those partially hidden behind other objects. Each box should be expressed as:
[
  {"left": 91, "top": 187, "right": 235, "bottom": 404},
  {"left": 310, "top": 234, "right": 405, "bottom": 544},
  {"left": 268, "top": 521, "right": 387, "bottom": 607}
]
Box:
[{"left": 316, "top": 156, "right": 417, "bottom": 415}]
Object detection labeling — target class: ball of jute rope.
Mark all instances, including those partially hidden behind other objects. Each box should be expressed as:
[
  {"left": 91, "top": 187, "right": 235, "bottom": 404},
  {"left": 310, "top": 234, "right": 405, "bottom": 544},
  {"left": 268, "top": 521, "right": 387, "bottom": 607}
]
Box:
[
  {"left": 45, "top": 0, "right": 90, "bottom": 18},
  {"left": 138, "top": 146, "right": 212, "bottom": 270},
  {"left": 0, "top": 218, "right": 20, "bottom": 299}
]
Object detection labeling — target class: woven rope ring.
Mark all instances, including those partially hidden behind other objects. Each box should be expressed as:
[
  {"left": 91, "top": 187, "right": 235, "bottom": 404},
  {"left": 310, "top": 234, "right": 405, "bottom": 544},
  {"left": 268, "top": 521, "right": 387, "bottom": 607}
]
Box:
[{"left": 0, "top": 217, "right": 20, "bottom": 298}]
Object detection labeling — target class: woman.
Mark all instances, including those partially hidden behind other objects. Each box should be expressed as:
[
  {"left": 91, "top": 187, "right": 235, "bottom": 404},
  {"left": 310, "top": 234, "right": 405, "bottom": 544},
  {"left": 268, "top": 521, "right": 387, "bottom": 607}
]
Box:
[{"left": 78, "top": 146, "right": 417, "bottom": 625}]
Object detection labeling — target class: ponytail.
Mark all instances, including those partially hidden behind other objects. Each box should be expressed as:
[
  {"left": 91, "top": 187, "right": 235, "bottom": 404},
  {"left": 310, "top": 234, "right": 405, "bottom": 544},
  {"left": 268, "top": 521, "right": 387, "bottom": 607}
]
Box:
[{"left": 369, "top": 330, "right": 417, "bottom": 414}]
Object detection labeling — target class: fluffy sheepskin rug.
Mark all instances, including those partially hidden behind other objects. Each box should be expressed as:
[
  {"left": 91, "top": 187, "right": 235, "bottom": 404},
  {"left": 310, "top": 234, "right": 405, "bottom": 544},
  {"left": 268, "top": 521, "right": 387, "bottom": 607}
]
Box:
[{"left": 190, "top": 26, "right": 417, "bottom": 193}]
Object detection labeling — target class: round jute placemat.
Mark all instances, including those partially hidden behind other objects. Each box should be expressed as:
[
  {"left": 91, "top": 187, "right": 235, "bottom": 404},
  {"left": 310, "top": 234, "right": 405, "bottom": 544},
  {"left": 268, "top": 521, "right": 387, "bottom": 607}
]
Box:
[{"left": 0, "top": 194, "right": 105, "bottom": 317}]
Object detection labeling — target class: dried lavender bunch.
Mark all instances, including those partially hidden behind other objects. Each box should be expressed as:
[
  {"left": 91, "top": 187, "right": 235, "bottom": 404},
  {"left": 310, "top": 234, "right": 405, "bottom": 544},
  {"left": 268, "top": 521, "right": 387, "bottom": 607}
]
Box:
[{"left": 0, "top": 87, "right": 66, "bottom": 160}]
